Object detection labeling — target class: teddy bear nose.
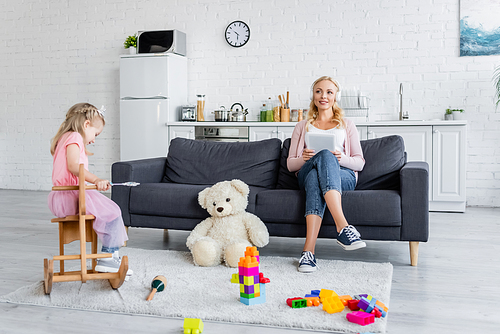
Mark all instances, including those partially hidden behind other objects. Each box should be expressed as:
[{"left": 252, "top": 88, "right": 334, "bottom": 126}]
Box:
[{"left": 217, "top": 207, "right": 224, "bottom": 213}]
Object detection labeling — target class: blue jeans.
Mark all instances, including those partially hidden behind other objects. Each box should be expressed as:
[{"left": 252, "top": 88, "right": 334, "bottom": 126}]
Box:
[{"left": 297, "top": 150, "right": 356, "bottom": 219}]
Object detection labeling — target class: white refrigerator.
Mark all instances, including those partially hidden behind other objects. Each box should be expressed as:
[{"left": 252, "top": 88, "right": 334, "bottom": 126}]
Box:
[{"left": 119, "top": 53, "right": 187, "bottom": 161}]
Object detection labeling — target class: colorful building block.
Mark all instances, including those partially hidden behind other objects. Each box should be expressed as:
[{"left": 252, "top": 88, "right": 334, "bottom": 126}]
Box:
[
  {"left": 183, "top": 318, "right": 204, "bottom": 334},
  {"left": 339, "top": 295, "right": 352, "bottom": 306},
  {"left": 346, "top": 311, "right": 375, "bottom": 326},
  {"left": 286, "top": 297, "right": 307, "bottom": 308},
  {"left": 305, "top": 296, "right": 320, "bottom": 307},
  {"left": 231, "top": 246, "right": 269, "bottom": 305},
  {"left": 322, "top": 295, "right": 344, "bottom": 314},
  {"left": 357, "top": 295, "right": 388, "bottom": 318},
  {"left": 347, "top": 299, "right": 360, "bottom": 311},
  {"left": 319, "top": 289, "right": 337, "bottom": 301},
  {"left": 305, "top": 289, "right": 321, "bottom": 298}
]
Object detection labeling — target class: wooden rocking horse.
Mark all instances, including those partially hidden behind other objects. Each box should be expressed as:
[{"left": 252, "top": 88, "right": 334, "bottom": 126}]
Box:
[{"left": 43, "top": 164, "right": 128, "bottom": 294}]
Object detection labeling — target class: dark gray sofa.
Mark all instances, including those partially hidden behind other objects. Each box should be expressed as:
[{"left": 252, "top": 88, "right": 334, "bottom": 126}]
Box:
[{"left": 112, "top": 135, "right": 429, "bottom": 266}]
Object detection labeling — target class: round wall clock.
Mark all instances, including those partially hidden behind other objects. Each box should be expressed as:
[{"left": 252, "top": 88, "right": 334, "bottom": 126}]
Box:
[{"left": 225, "top": 21, "right": 250, "bottom": 47}]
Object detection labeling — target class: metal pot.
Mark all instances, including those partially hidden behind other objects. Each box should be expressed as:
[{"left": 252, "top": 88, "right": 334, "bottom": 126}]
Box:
[
  {"left": 230, "top": 103, "right": 248, "bottom": 122},
  {"left": 212, "top": 106, "right": 230, "bottom": 122}
]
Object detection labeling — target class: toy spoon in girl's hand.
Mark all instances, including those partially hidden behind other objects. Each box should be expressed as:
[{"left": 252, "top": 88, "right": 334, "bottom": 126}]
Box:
[{"left": 110, "top": 182, "right": 140, "bottom": 186}]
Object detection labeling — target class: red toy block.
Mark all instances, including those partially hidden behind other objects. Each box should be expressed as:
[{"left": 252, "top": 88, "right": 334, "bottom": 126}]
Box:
[
  {"left": 347, "top": 299, "right": 360, "bottom": 311},
  {"left": 346, "top": 311, "right": 375, "bottom": 326},
  {"left": 371, "top": 308, "right": 382, "bottom": 318},
  {"left": 259, "top": 272, "right": 270, "bottom": 283}
]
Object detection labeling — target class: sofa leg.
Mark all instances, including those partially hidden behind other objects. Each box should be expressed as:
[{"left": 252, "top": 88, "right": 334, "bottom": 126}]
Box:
[
  {"left": 163, "top": 229, "right": 169, "bottom": 241},
  {"left": 409, "top": 241, "right": 419, "bottom": 266}
]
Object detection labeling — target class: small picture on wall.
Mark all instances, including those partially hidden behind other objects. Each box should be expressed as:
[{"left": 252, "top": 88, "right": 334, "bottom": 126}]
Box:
[{"left": 460, "top": 0, "right": 500, "bottom": 56}]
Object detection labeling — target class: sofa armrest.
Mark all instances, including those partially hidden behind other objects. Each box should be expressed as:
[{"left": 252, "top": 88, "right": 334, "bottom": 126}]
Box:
[
  {"left": 400, "top": 161, "right": 429, "bottom": 242},
  {"left": 111, "top": 157, "right": 167, "bottom": 226}
]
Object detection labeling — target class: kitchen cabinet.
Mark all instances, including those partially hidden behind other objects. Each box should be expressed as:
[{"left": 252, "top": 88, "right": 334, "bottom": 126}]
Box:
[
  {"left": 249, "top": 126, "right": 294, "bottom": 142},
  {"left": 366, "top": 123, "right": 466, "bottom": 212},
  {"left": 356, "top": 126, "right": 368, "bottom": 140},
  {"left": 169, "top": 125, "right": 194, "bottom": 144},
  {"left": 431, "top": 125, "right": 466, "bottom": 212}
]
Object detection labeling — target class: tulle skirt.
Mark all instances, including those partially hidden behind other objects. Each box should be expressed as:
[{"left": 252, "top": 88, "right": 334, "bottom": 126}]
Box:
[{"left": 48, "top": 190, "right": 128, "bottom": 249}]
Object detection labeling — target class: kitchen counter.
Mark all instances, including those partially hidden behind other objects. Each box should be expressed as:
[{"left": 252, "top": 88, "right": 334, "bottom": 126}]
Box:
[{"left": 166, "top": 120, "right": 467, "bottom": 126}]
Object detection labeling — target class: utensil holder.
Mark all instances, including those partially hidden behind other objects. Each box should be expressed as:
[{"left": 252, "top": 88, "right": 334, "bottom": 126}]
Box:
[
  {"left": 281, "top": 108, "right": 290, "bottom": 122},
  {"left": 273, "top": 106, "right": 280, "bottom": 122}
]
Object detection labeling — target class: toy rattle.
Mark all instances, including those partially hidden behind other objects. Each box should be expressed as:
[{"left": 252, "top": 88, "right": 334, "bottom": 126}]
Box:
[{"left": 146, "top": 275, "right": 167, "bottom": 301}]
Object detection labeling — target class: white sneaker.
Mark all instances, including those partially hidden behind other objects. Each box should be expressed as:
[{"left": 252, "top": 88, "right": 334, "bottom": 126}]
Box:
[{"left": 95, "top": 252, "right": 133, "bottom": 276}]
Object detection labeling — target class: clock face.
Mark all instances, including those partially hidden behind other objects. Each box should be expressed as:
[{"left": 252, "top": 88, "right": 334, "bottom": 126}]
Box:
[{"left": 225, "top": 21, "right": 250, "bottom": 47}]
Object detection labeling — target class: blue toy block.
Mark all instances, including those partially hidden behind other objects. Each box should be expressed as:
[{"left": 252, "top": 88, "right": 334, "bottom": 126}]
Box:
[{"left": 305, "top": 289, "right": 321, "bottom": 298}]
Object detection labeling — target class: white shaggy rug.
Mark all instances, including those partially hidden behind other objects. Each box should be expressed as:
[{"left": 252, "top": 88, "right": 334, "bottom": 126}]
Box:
[{"left": 1, "top": 248, "right": 393, "bottom": 333}]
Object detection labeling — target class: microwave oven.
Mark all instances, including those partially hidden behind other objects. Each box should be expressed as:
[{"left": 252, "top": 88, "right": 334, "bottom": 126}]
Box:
[{"left": 137, "top": 30, "right": 186, "bottom": 56}]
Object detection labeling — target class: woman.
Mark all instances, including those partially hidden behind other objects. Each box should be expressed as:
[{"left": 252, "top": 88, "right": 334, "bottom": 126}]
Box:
[{"left": 287, "top": 76, "right": 366, "bottom": 273}]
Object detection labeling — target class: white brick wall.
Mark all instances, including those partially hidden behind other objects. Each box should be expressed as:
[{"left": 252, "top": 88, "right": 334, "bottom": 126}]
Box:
[{"left": 1, "top": 0, "right": 499, "bottom": 207}]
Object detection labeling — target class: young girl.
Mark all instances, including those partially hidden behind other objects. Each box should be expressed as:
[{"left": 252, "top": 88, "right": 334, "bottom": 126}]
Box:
[
  {"left": 48, "top": 103, "right": 131, "bottom": 275},
  {"left": 288, "top": 76, "right": 366, "bottom": 273}
]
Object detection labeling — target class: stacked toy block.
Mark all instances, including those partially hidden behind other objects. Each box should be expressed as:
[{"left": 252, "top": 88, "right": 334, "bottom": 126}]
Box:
[{"left": 231, "top": 246, "right": 269, "bottom": 305}]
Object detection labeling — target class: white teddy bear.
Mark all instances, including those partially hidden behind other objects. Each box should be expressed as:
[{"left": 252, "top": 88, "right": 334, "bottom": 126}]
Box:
[{"left": 186, "top": 179, "right": 269, "bottom": 268}]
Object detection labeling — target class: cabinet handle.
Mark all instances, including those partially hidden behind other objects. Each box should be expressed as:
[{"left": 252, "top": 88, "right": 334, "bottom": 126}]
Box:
[{"left": 433, "top": 130, "right": 439, "bottom": 134}]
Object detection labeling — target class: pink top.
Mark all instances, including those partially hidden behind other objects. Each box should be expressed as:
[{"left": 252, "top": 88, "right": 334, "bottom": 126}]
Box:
[
  {"left": 287, "top": 118, "right": 365, "bottom": 178},
  {"left": 52, "top": 132, "right": 88, "bottom": 186}
]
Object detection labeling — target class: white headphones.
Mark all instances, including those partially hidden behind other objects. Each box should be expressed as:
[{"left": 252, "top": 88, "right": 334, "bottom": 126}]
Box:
[{"left": 310, "top": 79, "right": 342, "bottom": 102}]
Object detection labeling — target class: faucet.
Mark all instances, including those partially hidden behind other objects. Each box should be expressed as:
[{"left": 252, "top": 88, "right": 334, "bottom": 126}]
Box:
[{"left": 399, "top": 83, "right": 403, "bottom": 120}]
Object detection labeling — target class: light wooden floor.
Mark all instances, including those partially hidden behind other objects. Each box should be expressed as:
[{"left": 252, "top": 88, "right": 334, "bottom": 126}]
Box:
[{"left": 1, "top": 189, "right": 499, "bottom": 334}]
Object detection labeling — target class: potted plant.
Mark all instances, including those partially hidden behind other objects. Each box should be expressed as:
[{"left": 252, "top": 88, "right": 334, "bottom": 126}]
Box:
[
  {"left": 124, "top": 34, "right": 137, "bottom": 54},
  {"left": 445, "top": 109, "right": 465, "bottom": 120},
  {"left": 445, "top": 108, "right": 453, "bottom": 120}
]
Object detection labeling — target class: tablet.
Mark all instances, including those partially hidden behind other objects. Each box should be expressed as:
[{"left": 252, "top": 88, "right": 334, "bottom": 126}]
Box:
[{"left": 305, "top": 132, "right": 336, "bottom": 152}]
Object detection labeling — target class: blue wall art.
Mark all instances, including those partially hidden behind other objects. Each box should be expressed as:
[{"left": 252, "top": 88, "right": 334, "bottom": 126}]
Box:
[{"left": 460, "top": 0, "right": 500, "bottom": 56}]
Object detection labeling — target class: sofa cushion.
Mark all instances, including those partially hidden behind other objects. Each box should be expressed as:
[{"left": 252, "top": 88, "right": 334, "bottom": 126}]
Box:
[
  {"left": 163, "top": 138, "right": 282, "bottom": 189},
  {"left": 276, "top": 138, "right": 300, "bottom": 190},
  {"left": 356, "top": 135, "right": 406, "bottom": 190},
  {"left": 254, "top": 189, "right": 401, "bottom": 228},
  {"left": 129, "top": 183, "right": 267, "bottom": 218}
]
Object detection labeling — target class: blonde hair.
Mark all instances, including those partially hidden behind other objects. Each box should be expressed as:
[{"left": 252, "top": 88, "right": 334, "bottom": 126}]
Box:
[
  {"left": 306, "top": 76, "right": 345, "bottom": 131},
  {"left": 50, "top": 103, "right": 105, "bottom": 156}
]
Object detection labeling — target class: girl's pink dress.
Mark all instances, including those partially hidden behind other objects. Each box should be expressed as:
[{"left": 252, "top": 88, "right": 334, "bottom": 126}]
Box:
[{"left": 48, "top": 132, "right": 128, "bottom": 249}]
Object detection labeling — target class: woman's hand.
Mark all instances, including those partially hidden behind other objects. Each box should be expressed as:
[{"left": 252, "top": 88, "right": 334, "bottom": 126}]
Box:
[
  {"left": 94, "top": 178, "right": 111, "bottom": 191},
  {"left": 302, "top": 149, "right": 315, "bottom": 162},
  {"left": 332, "top": 150, "right": 342, "bottom": 162}
]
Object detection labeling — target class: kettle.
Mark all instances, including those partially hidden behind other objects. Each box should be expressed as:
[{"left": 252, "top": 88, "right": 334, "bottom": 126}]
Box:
[{"left": 230, "top": 103, "right": 248, "bottom": 122}]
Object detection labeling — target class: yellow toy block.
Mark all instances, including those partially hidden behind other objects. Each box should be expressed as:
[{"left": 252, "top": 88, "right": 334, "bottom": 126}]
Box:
[
  {"left": 240, "top": 284, "right": 244, "bottom": 293},
  {"left": 231, "top": 273, "right": 239, "bottom": 284},
  {"left": 319, "top": 289, "right": 338, "bottom": 302},
  {"left": 238, "top": 255, "right": 259, "bottom": 268},
  {"left": 305, "top": 297, "right": 320, "bottom": 307},
  {"left": 339, "top": 295, "right": 352, "bottom": 306},
  {"left": 254, "top": 283, "right": 260, "bottom": 294},
  {"left": 322, "top": 296, "right": 344, "bottom": 314},
  {"left": 244, "top": 246, "right": 259, "bottom": 257},
  {"left": 183, "top": 318, "right": 204, "bottom": 334},
  {"left": 243, "top": 276, "right": 255, "bottom": 285}
]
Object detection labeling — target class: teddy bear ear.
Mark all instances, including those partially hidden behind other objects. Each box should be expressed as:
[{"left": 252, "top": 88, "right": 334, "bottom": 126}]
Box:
[
  {"left": 198, "top": 187, "right": 210, "bottom": 209},
  {"left": 230, "top": 179, "right": 249, "bottom": 197}
]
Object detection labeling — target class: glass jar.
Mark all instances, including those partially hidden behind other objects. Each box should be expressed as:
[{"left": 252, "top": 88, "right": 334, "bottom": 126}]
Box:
[
  {"left": 291, "top": 109, "right": 299, "bottom": 122},
  {"left": 266, "top": 97, "right": 273, "bottom": 122},
  {"left": 196, "top": 95, "right": 205, "bottom": 121},
  {"left": 260, "top": 104, "right": 267, "bottom": 122}
]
